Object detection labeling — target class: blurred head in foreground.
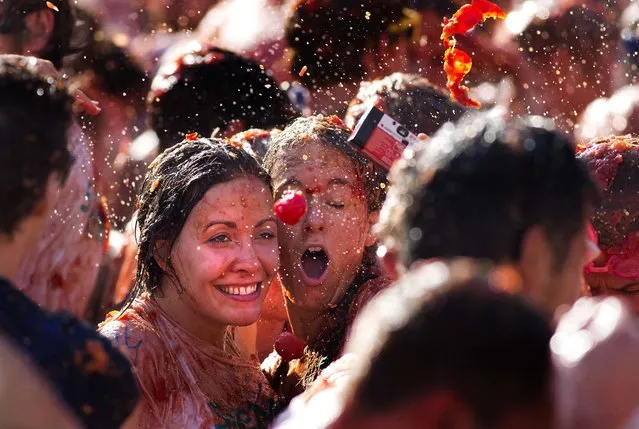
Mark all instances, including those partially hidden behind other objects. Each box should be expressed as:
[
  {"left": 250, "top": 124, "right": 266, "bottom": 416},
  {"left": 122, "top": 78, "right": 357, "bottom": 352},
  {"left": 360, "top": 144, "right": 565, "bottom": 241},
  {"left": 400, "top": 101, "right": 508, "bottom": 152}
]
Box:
[
  {"left": 276, "top": 259, "right": 554, "bottom": 429},
  {"left": 377, "top": 113, "right": 599, "bottom": 315}
]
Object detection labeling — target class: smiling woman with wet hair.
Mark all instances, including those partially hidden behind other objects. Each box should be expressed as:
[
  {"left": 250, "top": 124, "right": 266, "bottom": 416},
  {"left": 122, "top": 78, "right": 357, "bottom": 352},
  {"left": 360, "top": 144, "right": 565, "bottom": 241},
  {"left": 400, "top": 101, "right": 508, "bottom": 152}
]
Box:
[{"left": 99, "top": 137, "right": 282, "bottom": 428}]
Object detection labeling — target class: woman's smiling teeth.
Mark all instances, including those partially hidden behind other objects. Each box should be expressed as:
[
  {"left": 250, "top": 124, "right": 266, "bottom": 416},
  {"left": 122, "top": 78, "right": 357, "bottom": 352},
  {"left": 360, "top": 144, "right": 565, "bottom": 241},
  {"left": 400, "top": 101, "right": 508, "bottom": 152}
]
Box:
[{"left": 219, "top": 283, "right": 260, "bottom": 296}]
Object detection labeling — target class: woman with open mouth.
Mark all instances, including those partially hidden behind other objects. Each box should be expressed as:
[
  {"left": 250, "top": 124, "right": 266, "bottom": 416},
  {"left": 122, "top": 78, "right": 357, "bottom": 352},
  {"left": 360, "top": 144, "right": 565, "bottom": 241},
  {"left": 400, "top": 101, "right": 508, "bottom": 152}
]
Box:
[
  {"left": 262, "top": 115, "right": 390, "bottom": 402},
  {"left": 99, "top": 137, "right": 282, "bottom": 428}
]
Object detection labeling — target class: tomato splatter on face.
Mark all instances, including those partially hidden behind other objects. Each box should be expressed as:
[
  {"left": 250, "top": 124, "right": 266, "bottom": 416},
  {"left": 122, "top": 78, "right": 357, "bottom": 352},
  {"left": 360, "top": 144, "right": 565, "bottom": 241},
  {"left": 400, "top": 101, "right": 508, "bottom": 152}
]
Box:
[
  {"left": 440, "top": 0, "right": 506, "bottom": 108},
  {"left": 305, "top": 186, "right": 321, "bottom": 196},
  {"left": 274, "top": 190, "right": 308, "bottom": 225}
]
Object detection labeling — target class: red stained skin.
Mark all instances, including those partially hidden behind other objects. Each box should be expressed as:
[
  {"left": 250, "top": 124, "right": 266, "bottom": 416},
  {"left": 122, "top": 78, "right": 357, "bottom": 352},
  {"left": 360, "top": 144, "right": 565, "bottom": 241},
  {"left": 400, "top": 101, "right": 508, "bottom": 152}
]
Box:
[
  {"left": 274, "top": 332, "right": 306, "bottom": 362},
  {"left": 274, "top": 190, "right": 308, "bottom": 225}
]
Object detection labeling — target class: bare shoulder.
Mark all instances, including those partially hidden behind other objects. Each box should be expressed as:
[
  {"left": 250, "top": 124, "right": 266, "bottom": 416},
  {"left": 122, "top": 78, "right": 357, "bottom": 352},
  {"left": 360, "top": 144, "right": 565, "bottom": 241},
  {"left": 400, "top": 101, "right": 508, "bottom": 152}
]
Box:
[{"left": 99, "top": 311, "right": 163, "bottom": 369}]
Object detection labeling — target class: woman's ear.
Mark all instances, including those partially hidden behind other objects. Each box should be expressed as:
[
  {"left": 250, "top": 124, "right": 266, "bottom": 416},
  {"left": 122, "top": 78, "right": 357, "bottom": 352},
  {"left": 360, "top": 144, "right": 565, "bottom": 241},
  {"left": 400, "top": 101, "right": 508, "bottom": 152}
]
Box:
[
  {"left": 365, "top": 210, "right": 380, "bottom": 247},
  {"left": 153, "top": 240, "right": 171, "bottom": 272},
  {"left": 22, "top": 9, "right": 55, "bottom": 57}
]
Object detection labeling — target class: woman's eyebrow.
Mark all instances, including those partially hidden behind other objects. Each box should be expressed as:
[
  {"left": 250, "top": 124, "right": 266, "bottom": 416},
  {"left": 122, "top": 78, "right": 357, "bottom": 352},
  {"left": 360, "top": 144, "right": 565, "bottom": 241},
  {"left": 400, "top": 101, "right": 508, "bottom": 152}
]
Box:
[
  {"left": 255, "top": 217, "right": 277, "bottom": 228},
  {"left": 204, "top": 220, "right": 236, "bottom": 230}
]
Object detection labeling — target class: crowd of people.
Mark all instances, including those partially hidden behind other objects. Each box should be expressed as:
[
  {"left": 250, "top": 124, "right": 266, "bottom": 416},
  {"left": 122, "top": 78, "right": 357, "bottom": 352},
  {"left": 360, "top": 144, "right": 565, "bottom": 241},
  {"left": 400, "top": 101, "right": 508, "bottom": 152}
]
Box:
[{"left": 1, "top": 0, "right": 639, "bottom": 427}]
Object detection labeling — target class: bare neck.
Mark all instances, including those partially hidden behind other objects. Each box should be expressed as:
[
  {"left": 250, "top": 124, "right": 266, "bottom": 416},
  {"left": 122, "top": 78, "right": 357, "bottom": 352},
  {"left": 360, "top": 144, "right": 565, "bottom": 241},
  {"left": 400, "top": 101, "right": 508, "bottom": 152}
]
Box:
[
  {"left": 285, "top": 299, "right": 330, "bottom": 345},
  {"left": 155, "top": 279, "right": 228, "bottom": 350}
]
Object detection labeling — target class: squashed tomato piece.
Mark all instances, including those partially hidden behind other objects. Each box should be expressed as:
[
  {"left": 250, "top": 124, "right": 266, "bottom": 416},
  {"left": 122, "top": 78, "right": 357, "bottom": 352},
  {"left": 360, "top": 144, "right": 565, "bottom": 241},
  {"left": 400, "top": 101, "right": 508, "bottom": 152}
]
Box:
[
  {"left": 440, "top": 0, "right": 506, "bottom": 108},
  {"left": 441, "top": 4, "right": 484, "bottom": 43},
  {"left": 444, "top": 46, "right": 480, "bottom": 108}
]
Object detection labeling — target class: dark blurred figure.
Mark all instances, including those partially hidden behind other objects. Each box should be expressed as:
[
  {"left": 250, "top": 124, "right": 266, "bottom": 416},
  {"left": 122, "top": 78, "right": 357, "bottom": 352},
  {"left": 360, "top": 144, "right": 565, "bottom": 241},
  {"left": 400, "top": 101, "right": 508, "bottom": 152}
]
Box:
[
  {"left": 0, "top": 1, "right": 105, "bottom": 319},
  {"left": 197, "top": 0, "right": 296, "bottom": 83},
  {"left": 149, "top": 42, "right": 296, "bottom": 151},
  {"left": 497, "top": 4, "right": 619, "bottom": 130},
  {"left": 285, "top": 0, "right": 419, "bottom": 115},
  {"left": 344, "top": 72, "right": 467, "bottom": 136},
  {"left": 64, "top": 10, "right": 148, "bottom": 323},
  {"left": 66, "top": 8, "right": 148, "bottom": 224},
  {"left": 274, "top": 260, "right": 554, "bottom": 429},
  {"left": 377, "top": 113, "right": 599, "bottom": 317},
  {"left": 578, "top": 135, "right": 639, "bottom": 313},
  {"left": 0, "top": 0, "right": 75, "bottom": 67},
  {"left": 0, "top": 55, "right": 139, "bottom": 429}
]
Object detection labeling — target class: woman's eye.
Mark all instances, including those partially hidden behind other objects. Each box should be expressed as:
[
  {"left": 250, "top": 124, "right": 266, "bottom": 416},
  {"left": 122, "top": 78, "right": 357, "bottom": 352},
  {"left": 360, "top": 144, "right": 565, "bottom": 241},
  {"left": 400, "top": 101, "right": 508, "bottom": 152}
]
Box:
[
  {"left": 328, "top": 201, "right": 345, "bottom": 209},
  {"left": 257, "top": 231, "right": 276, "bottom": 240},
  {"left": 209, "top": 234, "right": 231, "bottom": 244}
]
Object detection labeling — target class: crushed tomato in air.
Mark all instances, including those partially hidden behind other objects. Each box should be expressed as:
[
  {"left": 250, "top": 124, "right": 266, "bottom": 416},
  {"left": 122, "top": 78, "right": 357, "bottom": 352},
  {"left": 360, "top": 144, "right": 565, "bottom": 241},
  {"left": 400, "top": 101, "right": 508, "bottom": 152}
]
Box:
[{"left": 440, "top": 0, "right": 506, "bottom": 108}]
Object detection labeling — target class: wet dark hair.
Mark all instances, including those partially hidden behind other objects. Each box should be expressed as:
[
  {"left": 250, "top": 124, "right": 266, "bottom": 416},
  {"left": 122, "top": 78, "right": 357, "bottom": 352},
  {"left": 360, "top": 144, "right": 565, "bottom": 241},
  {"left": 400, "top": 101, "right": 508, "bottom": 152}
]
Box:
[
  {"left": 518, "top": 6, "right": 617, "bottom": 72},
  {"left": 148, "top": 44, "right": 298, "bottom": 152},
  {"left": 378, "top": 113, "right": 598, "bottom": 270},
  {"left": 0, "top": 0, "right": 75, "bottom": 68},
  {"left": 229, "top": 128, "right": 281, "bottom": 164},
  {"left": 346, "top": 260, "right": 552, "bottom": 425},
  {"left": 286, "top": 0, "right": 414, "bottom": 89},
  {"left": 0, "top": 56, "right": 74, "bottom": 235},
  {"left": 129, "top": 137, "right": 271, "bottom": 300},
  {"left": 344, "top": 72, "right": 467, "bottom": 135},
  {"left": 577, "top": 135, "right": 639, "bottom": 249}
]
